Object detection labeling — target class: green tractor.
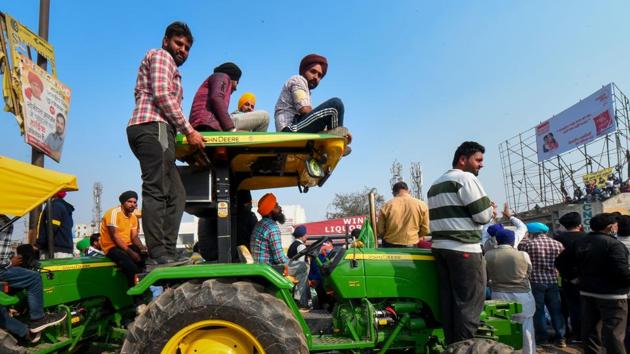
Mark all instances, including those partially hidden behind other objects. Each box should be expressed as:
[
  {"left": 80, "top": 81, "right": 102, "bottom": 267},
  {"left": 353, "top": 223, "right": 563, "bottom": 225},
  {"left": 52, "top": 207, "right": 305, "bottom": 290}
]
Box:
[{"left": 0, "top": 133, "right": 522, "bottom": 353}]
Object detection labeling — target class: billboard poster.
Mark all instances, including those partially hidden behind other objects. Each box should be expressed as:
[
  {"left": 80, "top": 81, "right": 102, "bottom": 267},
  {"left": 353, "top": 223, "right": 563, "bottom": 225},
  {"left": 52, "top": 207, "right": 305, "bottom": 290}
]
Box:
[
  {"left": 536, "top": 83, "right": 616, "bottom": 162},
  {"left": 301, "top": 215, "right": 367, "bottom": 236},
  {"left": 18, "top": 54, "right": 71, "bottom": 162},
  {"left": 582, "top": 167, "right": 614, "bottom": 189}
]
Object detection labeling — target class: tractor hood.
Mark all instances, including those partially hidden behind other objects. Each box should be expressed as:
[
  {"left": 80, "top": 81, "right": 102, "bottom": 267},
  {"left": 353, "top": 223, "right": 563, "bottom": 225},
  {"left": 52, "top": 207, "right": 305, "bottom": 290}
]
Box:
[{"left": 0, "top": 155, "right": 79, "bottom": 216}]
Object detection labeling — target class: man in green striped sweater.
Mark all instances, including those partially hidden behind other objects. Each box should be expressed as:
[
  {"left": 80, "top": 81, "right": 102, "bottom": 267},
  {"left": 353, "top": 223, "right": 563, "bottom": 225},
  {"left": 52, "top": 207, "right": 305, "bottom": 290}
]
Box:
[{"left": 427, "top": 141, "right": 495, "bottom": 344}]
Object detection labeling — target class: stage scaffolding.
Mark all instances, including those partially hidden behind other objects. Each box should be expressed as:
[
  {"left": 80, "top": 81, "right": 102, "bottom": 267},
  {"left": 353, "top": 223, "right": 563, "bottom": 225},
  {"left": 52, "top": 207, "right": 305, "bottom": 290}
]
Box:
[{"left": 499, "top": 83, "right": 630, "bottom": 213}]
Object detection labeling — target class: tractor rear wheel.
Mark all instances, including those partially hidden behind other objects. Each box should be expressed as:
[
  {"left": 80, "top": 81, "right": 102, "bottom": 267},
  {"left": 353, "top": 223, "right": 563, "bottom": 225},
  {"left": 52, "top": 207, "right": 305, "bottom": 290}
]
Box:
[
  {"left": 443, "top": 338, "right": 514, "bottom": 354},
  {"left": 0, "top": 329, "right": 26, "bottom": 354},
  {"left": 121, "top": 279, "right": 308, "bottom": 354}
]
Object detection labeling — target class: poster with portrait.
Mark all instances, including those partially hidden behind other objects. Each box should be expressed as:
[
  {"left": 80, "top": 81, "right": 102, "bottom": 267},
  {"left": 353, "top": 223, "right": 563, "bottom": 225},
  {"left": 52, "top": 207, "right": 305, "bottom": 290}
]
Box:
[
  {"left": 535, "top": 83, "right": 616, "bottom": 162},
  {"left": 18, "top": 54, "right": 71, "bottom": 162}
]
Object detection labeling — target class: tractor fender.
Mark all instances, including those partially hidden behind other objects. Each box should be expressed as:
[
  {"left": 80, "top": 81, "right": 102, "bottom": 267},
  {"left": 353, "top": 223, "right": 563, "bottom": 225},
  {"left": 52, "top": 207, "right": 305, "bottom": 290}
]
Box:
[
  {"left": 0, "top": 292, "right": 18, "bottom": 306},
  {"left": 127, "top": 263, "right": 293, "bottom": 296}
]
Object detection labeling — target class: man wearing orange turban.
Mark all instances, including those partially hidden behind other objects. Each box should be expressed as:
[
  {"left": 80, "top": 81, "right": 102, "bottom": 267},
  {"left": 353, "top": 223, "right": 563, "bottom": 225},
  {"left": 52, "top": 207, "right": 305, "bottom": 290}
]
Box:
[
  {"left": 250, "top": 193, "right": 289, "bottom": 265},
  {"left": 229, "top": 92, "right": 269, "bottom": 132}
]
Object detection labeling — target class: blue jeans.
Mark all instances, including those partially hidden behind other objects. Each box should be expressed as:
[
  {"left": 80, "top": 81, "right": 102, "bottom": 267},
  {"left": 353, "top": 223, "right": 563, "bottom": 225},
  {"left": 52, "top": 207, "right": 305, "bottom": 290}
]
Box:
[
  {"left": 532, "top": 282, "right": 565, "bottom": 342},
  {"left": 0, "top": 306, "right": 27, "bottom": 338},
  {"left": 0, "top": 266, "right": 44, "bottom": 320}
]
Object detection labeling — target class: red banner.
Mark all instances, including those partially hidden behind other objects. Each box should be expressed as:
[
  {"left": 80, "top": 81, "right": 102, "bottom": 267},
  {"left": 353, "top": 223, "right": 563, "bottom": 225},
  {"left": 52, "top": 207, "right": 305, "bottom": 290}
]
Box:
[{"left": 301, "top": 215, "right": 367, "bottom": 236}]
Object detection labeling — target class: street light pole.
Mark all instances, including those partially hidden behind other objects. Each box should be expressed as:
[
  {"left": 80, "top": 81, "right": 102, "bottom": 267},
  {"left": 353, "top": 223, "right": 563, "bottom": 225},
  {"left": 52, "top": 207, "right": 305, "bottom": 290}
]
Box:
[{"left": 27, "top": 0, "right": 50, "bottom": 245}]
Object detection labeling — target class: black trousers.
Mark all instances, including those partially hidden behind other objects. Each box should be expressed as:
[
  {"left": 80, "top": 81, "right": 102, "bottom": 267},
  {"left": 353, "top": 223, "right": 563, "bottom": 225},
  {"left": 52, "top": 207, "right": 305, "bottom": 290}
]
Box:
[
  {"left": 581, "top": 295, "right": 628, "bottom": 354},
  {"left": 432, "top": 248, "right": 486, "bottom": 344},
  {"left": 127, "top": 122, "right": 185, "bottom": 258},
  {"left": 561, "top": 280, "right": 582, "bottom": 339},
  {"left": 106, "top": 244, "right": 146, "bottom": 286},
  {"left": 286, "top": 98, "right": 344, "bottom": 133}
]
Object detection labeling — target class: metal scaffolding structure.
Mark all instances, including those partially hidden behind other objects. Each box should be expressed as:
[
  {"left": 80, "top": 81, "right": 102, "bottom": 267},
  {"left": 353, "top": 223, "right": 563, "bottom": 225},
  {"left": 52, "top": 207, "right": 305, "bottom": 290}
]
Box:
[{"left": 499, "top": 83, "right": 630, "bottom": 213}]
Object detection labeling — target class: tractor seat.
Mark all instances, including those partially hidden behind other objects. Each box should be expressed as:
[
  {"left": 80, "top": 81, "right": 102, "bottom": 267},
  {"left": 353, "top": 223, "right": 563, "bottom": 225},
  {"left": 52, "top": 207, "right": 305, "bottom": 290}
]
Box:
[{"left": 237, "top": 245, "right": 254, "bottom": 264}]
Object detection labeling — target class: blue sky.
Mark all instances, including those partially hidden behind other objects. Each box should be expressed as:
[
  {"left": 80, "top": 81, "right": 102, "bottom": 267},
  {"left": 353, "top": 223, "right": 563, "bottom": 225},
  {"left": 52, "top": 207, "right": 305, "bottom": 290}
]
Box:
[{"left": 2, "top": 1, "right": 630, "bottom": 228}]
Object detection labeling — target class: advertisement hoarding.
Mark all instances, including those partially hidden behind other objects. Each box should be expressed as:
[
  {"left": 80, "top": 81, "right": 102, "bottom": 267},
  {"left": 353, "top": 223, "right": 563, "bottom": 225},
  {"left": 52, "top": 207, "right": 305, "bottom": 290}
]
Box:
[
  {"left": 19, "top": 54, "right": 71, "bottom": 162},
  {"left": 536, "top": 83, "right": 616, "bottom": 162}
]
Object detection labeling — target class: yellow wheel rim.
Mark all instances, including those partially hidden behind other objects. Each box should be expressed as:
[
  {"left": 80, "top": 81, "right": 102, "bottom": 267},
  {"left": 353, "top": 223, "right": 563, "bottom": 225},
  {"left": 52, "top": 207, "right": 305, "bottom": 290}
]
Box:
[{"left": 161, "top": 319, "right": 266, "bottom": 354}]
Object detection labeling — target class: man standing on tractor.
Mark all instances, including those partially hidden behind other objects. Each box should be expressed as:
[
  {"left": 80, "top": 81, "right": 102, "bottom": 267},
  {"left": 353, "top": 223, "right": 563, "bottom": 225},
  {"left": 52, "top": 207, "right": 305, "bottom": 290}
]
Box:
[
  {"left": 427, "top": 141, "right": 495, "bottom": 344},
  {"left": 100, "top": 191, "right": 149, "bottom": 286},
  {"left": 274, "top": 54, "right": 352, "bottom": 154},
  {"left": 127, "top": 21, "right": 205, "bottom": 265},
  {"left": 377, "top": 181, "right": 429, "bottom": 247},
  {"left": 0, "top": 215, "right": 67, "bottom": 339},
  {"left": 250, "top": 193, "right": 289, "bottom": 265}
]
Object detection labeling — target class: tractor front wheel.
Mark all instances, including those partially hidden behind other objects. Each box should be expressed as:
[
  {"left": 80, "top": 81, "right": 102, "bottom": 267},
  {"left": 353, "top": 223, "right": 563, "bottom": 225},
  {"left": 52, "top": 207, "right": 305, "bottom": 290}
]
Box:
[{"left": 121, "top": 279, "right": 308, "bottom": 354}]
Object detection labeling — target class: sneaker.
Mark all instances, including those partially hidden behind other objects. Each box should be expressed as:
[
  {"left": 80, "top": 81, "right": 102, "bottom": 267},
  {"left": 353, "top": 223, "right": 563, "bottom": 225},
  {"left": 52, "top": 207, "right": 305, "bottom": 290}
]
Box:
[
  {"left": 30, "top": 311, "right": 67, "bottom": 333},
  {"left": 322, "top": 127, "right": 350, "bottom": 138},
  {"left": 26, "top": 332, "right": 41, "bottom": 344},
  {"left": 146, "top": 255, "right": 188, "bottom": 266},
  {"left": 555, "top": 338, "right": 567, "bottom": 348}
]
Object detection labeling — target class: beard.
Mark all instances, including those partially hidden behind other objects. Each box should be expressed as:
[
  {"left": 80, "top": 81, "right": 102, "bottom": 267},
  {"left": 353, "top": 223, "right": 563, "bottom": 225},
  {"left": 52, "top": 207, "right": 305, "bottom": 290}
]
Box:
[
  {"left": 165, "top": 46, "right": 186, "bottom": 66},
  {"left": 307, "top": 80, "right": 318, "bottom": 89},
  {"left": 271, "top": 211, "right": 286, "bottom": 224}
]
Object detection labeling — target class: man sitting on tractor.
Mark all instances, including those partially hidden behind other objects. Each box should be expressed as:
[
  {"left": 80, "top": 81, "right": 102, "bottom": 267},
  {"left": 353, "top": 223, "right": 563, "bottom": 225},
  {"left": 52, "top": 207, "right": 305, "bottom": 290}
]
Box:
[
  {"left": 99, "top": 191, "right": 149, "bottom": 286},
  {"left": 251, "top": 195, "right": 310, "bottom": 308},
  {"left": 0, "top": 215, "right": 67, "bottom": 340},
  {"left": 189, "top": 62, "right": 242, "bottom": 132},
  {"left": 274, "top": 54, "right": 352, "bottom": 155},
  {"left": 250, "top": 193, "right": 289, "bottom": 265}
]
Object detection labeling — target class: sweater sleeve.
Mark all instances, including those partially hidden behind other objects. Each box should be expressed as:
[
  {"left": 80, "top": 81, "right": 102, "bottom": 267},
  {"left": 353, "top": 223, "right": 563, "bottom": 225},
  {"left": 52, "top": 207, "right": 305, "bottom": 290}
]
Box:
[
  {"left": 207, "top": 75, "right": 235, "bottom": 131},
  {"left": 458, "top": 175, "right": 493, "bottom": 225}
]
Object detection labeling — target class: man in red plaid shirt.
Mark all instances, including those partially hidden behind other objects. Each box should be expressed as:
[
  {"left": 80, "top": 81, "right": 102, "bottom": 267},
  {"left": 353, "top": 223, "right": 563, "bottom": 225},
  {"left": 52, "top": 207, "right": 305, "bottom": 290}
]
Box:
[
  {"left": 518, "top": 222, "right": 566, "bottom": 347},
  {"left": 126, "top": 22, "right": 205, "bottom": 265}
]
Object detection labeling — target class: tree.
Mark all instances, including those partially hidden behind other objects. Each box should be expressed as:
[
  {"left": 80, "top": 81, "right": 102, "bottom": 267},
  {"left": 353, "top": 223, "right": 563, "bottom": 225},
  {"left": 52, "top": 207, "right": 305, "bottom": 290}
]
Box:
[{"left": 326, "top": 186, "right": 385, "bottom": 219}]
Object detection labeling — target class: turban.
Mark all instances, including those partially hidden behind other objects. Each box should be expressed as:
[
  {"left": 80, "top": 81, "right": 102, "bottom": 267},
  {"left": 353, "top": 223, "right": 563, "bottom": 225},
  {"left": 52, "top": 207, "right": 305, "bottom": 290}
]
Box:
[
  {"left": 299, "top": 54, "right": 328, "bottom": 78},
  {"left": 293, "top": 225, "right": 307, "bottom": 238},
  {"left": 487, "top": 224, "right": 504, "bottom": 237},
  {"left": 257, "top": 193, "right": 277, "bottom": 217},
  {"left": 119, "top": 190, "right": 138, "bottom": 204},
  {"left": 527, "top": 222, "right": 549, "bottom": 234},
  {"left": 214, "top": 62, "right": 242, "bottom": 81},
  {"left": 495, "top": 229, "right": 516, "bottom": 246},
  {"left": 55, "top": 191, "right": 67, "bottom": 199},
  {"left": 237, "top": 92, "right": 256, "bottom": 111}
]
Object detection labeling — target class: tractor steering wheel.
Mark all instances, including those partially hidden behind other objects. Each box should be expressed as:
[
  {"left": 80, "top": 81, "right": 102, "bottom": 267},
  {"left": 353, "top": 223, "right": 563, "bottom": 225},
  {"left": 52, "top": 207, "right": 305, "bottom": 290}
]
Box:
[{"left": 290, "top": 237, "right": 329, "bottom": 261}]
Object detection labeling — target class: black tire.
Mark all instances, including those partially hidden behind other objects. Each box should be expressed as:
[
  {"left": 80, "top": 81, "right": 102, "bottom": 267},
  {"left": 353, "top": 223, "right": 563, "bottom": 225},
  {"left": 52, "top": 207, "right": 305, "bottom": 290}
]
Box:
[
  {"left": 0, "top": 328, "right": 26, "bottom": 354},
  {"left": 442, "top": 338, "right": 514, "bottom": 354},
  {"left": 121, "top": 279, "right": 308, "bottom": 354}
]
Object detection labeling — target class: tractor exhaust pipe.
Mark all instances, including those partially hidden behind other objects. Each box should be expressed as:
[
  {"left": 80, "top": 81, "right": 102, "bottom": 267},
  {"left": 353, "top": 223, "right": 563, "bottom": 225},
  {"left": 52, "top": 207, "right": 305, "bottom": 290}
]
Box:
[{"left": 368, "top": 189, "right": 378, "bottom": 248}]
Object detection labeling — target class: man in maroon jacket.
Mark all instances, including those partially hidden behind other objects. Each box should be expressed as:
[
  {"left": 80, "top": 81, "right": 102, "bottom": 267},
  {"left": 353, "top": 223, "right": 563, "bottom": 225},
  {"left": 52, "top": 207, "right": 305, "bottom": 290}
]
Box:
[{"left": 189, "top": 62, "right": 242, "bottom": 131}]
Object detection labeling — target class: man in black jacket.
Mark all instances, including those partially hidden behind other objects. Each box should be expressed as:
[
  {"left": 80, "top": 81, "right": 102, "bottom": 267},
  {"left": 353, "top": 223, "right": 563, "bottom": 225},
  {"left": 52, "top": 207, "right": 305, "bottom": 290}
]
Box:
[
  {"left": 37, "top": 191, "right": 75, "bottom": 258},
  {"left": 555, "top": 212, "right": 586, "bottom": 342},
  {"left": 556, "top": 213, "right": 630, "bottom": 354}
]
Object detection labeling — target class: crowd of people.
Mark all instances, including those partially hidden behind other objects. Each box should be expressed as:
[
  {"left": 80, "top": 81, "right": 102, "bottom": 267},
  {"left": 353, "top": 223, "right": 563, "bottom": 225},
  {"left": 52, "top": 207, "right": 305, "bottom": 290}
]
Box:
[
  {"left": 567, "top": 173, "right": 630, "bottom": 203},
  {"left": 3, "top": 19, "right": 630, "bottom": 351}
]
